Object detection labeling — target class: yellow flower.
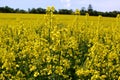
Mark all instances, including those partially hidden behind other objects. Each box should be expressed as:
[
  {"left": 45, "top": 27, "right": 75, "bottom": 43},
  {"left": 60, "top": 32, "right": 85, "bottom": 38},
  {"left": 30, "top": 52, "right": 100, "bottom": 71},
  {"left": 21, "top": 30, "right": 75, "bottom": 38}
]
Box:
[
  {"left": 101, "top": 75, "right": 107, "bottom": 79},
  {"left": 76, "top": 68, "right": 84, "bottom": 76},
  {"left": 46, "top": 56, "right": 51, "bottom": 63},
  {"left": 30, "top": 65, "right": 36, "bottom": 72},
  {"left": 118, "top": 76, "right": 120, "bottom": 80},
  {"left": 63, "top": 74, "right": 69, "bottom": 79},
  {"left": 55, "top": 66, "right": 63, "bottom": 75},
  {"left": 34, "top": 71, "right": 39, "bottom": 77},
  {"left": 48, "top": 70, "right": 52, "bottom": 75},
  {"left": 16, "top": 64, "right": 19, "bottom": 68},
  {"left": 62, "top": 59, "right": 70, "bottom": 68},
  {"left": 75, "top": 9, "right": 80, "bottom": 15}
]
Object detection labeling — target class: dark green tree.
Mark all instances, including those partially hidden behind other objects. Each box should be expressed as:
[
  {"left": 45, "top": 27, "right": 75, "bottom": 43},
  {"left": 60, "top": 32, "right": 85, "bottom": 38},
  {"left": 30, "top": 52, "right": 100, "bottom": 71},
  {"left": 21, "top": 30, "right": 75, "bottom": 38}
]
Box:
[{"left": 88, "top": 4, "right": 93, "bottom": 15}]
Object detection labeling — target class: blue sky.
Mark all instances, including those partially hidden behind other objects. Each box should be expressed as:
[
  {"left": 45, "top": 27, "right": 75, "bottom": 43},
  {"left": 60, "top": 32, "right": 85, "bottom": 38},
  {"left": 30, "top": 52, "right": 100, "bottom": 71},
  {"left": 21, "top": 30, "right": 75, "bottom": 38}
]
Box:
[{"left": 0, "top": 0, "right": 120, "bottom": 12}]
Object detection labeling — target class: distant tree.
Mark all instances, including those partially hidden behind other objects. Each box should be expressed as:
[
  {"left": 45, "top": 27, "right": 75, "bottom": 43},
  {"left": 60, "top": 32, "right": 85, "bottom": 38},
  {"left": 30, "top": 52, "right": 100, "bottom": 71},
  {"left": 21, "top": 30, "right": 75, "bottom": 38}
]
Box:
[
  {"left": 0, "top": 5, "right": 120, "bottom": 17},
  {"left": 15, "top": 8, "right": 20, "bottom": 13},
  {"left": 36, "top": 8, "right": 46, "bottom": 14},
  {"left": 81, "top": 7, "right": 86, "bottom": 15},
  {"left": 93, "top": 10, "right": 98, "bottom": 16},
  {"left": 28, "top": 7, "right": 46, "bottom": 14},
  {"left": 3, "top": 6, "right": 14, "bottom": 13},
  {"left": 88, "top": 4, "right": 93, "bottom": 15},
  {"left": 29, "top": 8, "right": 37, "bottom": 13},
  {"left": 53, "top": 10, "right": 58, "bottom": 14},
  {"left": 58, "top": 9, "right": 73, "bottom": 14},
  {"left": 28, "top": 8, "right": 31, "bottom": 13},
  {"left": 0, "top": 7, "right": 5, "bottom": 12},
  {"left": 88, "top": 4, "right": 93, "bottom": 12},
  {"left": 19, "top": 9, "right": 26, "bottom": 13}
]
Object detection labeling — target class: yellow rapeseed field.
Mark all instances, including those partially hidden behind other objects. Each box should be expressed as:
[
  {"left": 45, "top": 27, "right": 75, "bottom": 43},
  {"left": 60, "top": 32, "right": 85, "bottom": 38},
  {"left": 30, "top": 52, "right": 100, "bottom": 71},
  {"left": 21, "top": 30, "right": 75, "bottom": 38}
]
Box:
[{"left": 0, "top": 7, "right": 120, "bottom": 80}]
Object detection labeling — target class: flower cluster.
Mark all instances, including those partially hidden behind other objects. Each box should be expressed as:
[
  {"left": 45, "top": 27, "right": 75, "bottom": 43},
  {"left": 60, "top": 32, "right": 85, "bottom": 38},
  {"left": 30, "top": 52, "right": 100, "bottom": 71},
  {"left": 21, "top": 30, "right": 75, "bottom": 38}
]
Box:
[{"left": 0, "top": 6, "right": 120, "bottom": 80}]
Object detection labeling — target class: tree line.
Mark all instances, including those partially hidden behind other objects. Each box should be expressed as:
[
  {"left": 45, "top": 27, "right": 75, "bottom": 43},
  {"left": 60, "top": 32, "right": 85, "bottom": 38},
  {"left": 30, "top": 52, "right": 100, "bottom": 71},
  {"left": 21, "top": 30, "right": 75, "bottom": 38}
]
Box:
[{"left": 0, "top": 4, "right": 120, "bottom": 17}]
